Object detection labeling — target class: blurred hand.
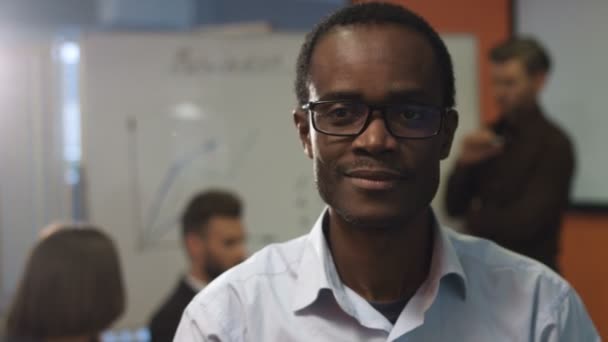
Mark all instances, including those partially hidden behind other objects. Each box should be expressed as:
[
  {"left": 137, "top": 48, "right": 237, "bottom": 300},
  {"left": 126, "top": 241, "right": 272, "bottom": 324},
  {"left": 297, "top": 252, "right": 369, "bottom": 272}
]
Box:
[{"left": 457, "top": 129, "right": 504, "bottom": 166}]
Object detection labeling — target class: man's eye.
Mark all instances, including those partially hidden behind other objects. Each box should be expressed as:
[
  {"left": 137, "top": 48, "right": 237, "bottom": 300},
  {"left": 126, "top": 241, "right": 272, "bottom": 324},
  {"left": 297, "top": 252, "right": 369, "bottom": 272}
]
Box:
[
  {"left": 224, "top": 239, "right": 239, "bottom": 247},
  {"left": 400, "top": 111, "right": 424, "bottom": 120},
  {"left": 328, "top": 107, "right": 350, "bottom": 118}
]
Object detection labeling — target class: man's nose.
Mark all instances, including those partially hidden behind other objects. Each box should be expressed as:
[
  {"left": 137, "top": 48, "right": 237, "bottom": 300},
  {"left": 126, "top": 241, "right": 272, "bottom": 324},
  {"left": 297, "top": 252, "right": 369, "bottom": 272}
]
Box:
[{"left": 352, "top": 112, "right": 398, "bottom": 154}]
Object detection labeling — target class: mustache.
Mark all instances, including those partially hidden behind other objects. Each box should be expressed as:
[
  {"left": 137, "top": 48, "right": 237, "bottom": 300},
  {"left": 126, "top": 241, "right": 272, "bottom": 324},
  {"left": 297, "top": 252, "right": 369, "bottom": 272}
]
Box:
[{"left": 336, "top": 158, "right": 412, "bottom": 178}]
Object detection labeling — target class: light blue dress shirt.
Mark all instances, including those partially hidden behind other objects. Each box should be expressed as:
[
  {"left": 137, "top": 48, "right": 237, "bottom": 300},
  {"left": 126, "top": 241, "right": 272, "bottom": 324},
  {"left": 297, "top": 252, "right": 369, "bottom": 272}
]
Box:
[{"left": 174, "top": 210, "right": 600, "bottom": 341}]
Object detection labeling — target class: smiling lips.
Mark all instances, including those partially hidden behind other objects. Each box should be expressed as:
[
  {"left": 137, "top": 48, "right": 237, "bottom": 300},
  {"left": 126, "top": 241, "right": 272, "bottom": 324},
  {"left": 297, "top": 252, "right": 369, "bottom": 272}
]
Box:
[{"left": 344, "top": 169, "right": 407, "bottom": 191}]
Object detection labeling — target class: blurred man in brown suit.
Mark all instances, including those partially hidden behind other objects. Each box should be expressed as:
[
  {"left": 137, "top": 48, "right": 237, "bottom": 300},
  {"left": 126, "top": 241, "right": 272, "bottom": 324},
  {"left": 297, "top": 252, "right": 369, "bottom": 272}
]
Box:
[{"left": 446, "top": 38, "right": 574, "bottom": 271}]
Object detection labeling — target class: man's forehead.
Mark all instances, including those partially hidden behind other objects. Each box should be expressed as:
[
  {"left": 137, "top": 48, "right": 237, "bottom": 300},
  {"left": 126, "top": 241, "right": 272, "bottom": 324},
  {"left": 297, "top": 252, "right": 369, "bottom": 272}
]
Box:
[
  {"left": 492, "top": 58, "right": 528, "bottom": 73},
  {"left": 308, "top": 24, "right": 440, "bottom": 103},
  {"left": 208, "top": 216, "right": 242, "bottom": 227},
  {"left": 308, "top": 86, "right": 436, "bottom": 104},
  {"left": 314, "top": 24, "right": 433, "bottom": 60}
]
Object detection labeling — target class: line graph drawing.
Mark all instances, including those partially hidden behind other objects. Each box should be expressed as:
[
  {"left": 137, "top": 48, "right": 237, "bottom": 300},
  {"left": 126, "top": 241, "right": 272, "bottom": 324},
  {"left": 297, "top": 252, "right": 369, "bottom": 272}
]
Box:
[{"left": 126, "top": 115, "right": 259, "bottom": 249}]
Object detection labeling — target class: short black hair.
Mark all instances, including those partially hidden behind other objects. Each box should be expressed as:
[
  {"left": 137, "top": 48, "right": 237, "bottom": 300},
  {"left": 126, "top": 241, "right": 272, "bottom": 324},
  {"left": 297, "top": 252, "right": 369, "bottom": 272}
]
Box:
[
  {"left": 181, "top": 190, "right": 242, "bottom": 238},
  {"left": 295, "top": 2, "right": 455, "bottom": 108},
  {"left": 490, "top": 37, "right": 551, "bottom": 75}
]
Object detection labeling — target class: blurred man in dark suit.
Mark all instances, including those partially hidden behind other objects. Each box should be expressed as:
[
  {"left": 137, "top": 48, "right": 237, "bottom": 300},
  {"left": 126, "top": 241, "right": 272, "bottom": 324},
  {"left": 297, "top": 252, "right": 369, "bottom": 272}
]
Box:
[
  {"left": 148, "top": 190, "right": 246, "bottom": 342},
  {"left": 446, "top": 38, "right": 574, "bottom": 271}
]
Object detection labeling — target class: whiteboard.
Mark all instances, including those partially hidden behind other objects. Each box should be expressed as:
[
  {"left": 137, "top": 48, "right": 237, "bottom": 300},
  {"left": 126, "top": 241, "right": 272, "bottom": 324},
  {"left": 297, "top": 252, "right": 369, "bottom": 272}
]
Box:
[
  {"left": 80, "top": 32, "right": 478, "bottom": 328},
  {"left": 517, "top": 0, "right": 608, "bottom": 206}
]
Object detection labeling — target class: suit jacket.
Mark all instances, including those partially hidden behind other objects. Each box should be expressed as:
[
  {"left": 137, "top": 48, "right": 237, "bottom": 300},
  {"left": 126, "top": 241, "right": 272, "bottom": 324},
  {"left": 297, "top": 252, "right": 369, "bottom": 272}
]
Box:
[
  {"left": 149, "top": 278, "right": 198, "bottom": 342},
  {"left": 445, "top": 107, "right": 574, "bottom": 271}
]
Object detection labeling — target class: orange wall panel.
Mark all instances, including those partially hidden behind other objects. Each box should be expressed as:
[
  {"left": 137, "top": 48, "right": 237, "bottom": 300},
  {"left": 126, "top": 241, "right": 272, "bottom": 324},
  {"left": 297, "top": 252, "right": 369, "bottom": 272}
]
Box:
[{"left": 561, "top": 214, "right": 608, "bottom": 338}]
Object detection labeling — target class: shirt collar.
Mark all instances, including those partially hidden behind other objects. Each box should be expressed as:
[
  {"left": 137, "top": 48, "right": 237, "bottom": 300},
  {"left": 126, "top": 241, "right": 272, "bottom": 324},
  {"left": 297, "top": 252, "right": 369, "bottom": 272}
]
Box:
[
  {"left": 385, "top": 211, "right": 469, "bottom": 337},
  {"left": 292, "top": 210, "right": 353, "bottom": 314},
  {"left": 291, "top": 208, "right": 468, "bottom": 314},
  {"left": 185, "top": 274, "right": 207, "bottom": 292}
]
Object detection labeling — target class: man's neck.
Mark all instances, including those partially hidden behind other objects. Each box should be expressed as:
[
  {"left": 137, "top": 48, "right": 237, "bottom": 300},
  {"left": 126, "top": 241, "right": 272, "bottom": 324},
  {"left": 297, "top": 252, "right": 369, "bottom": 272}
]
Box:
[
  {"left": 326, "top": 208, "right": 434, "bottom": 303},
  {"left": 503, "top": 102, "right": 542, "bottom": 126}
]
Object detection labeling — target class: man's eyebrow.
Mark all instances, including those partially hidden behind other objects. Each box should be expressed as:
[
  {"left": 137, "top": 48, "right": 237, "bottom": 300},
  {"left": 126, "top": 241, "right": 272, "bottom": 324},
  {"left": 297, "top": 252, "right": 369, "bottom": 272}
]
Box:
[
  {"left": 317, "top": 91, "right": 364, "bottom": 102},
  {"left": 385, "top": 89, "right": 433, "bottom": 102},
  {"left": 315, "top": 89, "right": 434, "bottom": 103}
]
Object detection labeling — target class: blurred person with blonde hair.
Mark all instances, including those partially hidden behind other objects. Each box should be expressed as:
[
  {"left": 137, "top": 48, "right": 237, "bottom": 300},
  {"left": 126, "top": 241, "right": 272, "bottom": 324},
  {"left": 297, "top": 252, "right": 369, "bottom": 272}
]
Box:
[{"left": 5, "top": 225, "right": 125, "bottom": 342}]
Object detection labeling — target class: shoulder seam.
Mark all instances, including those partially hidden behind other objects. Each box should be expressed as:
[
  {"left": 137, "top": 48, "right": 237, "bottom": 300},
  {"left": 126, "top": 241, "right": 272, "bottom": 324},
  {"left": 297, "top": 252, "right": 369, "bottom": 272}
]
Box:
[
  {"left": 239, "top": 257, "right": 303, "bottom": 284},
  {"left": 537, "top": 284, "right": 570, "bottom": 324},
  {"left": 451, "top": 236, "right": 550, "bottom": 273}
]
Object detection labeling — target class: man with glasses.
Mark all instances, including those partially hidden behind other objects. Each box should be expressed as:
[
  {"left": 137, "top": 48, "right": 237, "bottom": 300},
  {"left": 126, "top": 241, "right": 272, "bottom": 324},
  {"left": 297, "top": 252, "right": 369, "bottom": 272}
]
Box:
[
  {"left": 175, "top": 3, "right": 598, "bottom": 341},
  {"left": 446, "top": 38, "right": 574, "bottom": 272}
]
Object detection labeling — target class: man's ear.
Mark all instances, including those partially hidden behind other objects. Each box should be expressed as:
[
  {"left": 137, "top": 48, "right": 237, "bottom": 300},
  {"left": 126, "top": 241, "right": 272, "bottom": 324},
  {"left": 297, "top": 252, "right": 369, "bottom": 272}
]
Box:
[
  {"left": 532, "top": 72, "right": 548, "bottom": 93},
  {"left": 440, "top": 109, "right": 459, "bottom": 160},
  {"left": 293, "top": 109, "right": 313, "bottom": 159}
]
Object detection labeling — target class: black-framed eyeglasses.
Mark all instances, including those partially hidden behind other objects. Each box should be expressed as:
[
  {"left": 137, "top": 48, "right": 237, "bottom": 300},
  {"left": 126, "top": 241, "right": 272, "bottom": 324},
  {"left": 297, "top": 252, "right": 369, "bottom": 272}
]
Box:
[{"left": 302, "top": 100, "right": 449, "bottom": 139}]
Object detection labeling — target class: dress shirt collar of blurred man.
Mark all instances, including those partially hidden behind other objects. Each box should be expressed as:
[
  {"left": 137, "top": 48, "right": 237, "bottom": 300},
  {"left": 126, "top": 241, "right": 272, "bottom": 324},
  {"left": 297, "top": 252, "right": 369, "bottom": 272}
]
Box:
[{"left": 185, "top": 273, "right": 207, "bottom": 292}]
